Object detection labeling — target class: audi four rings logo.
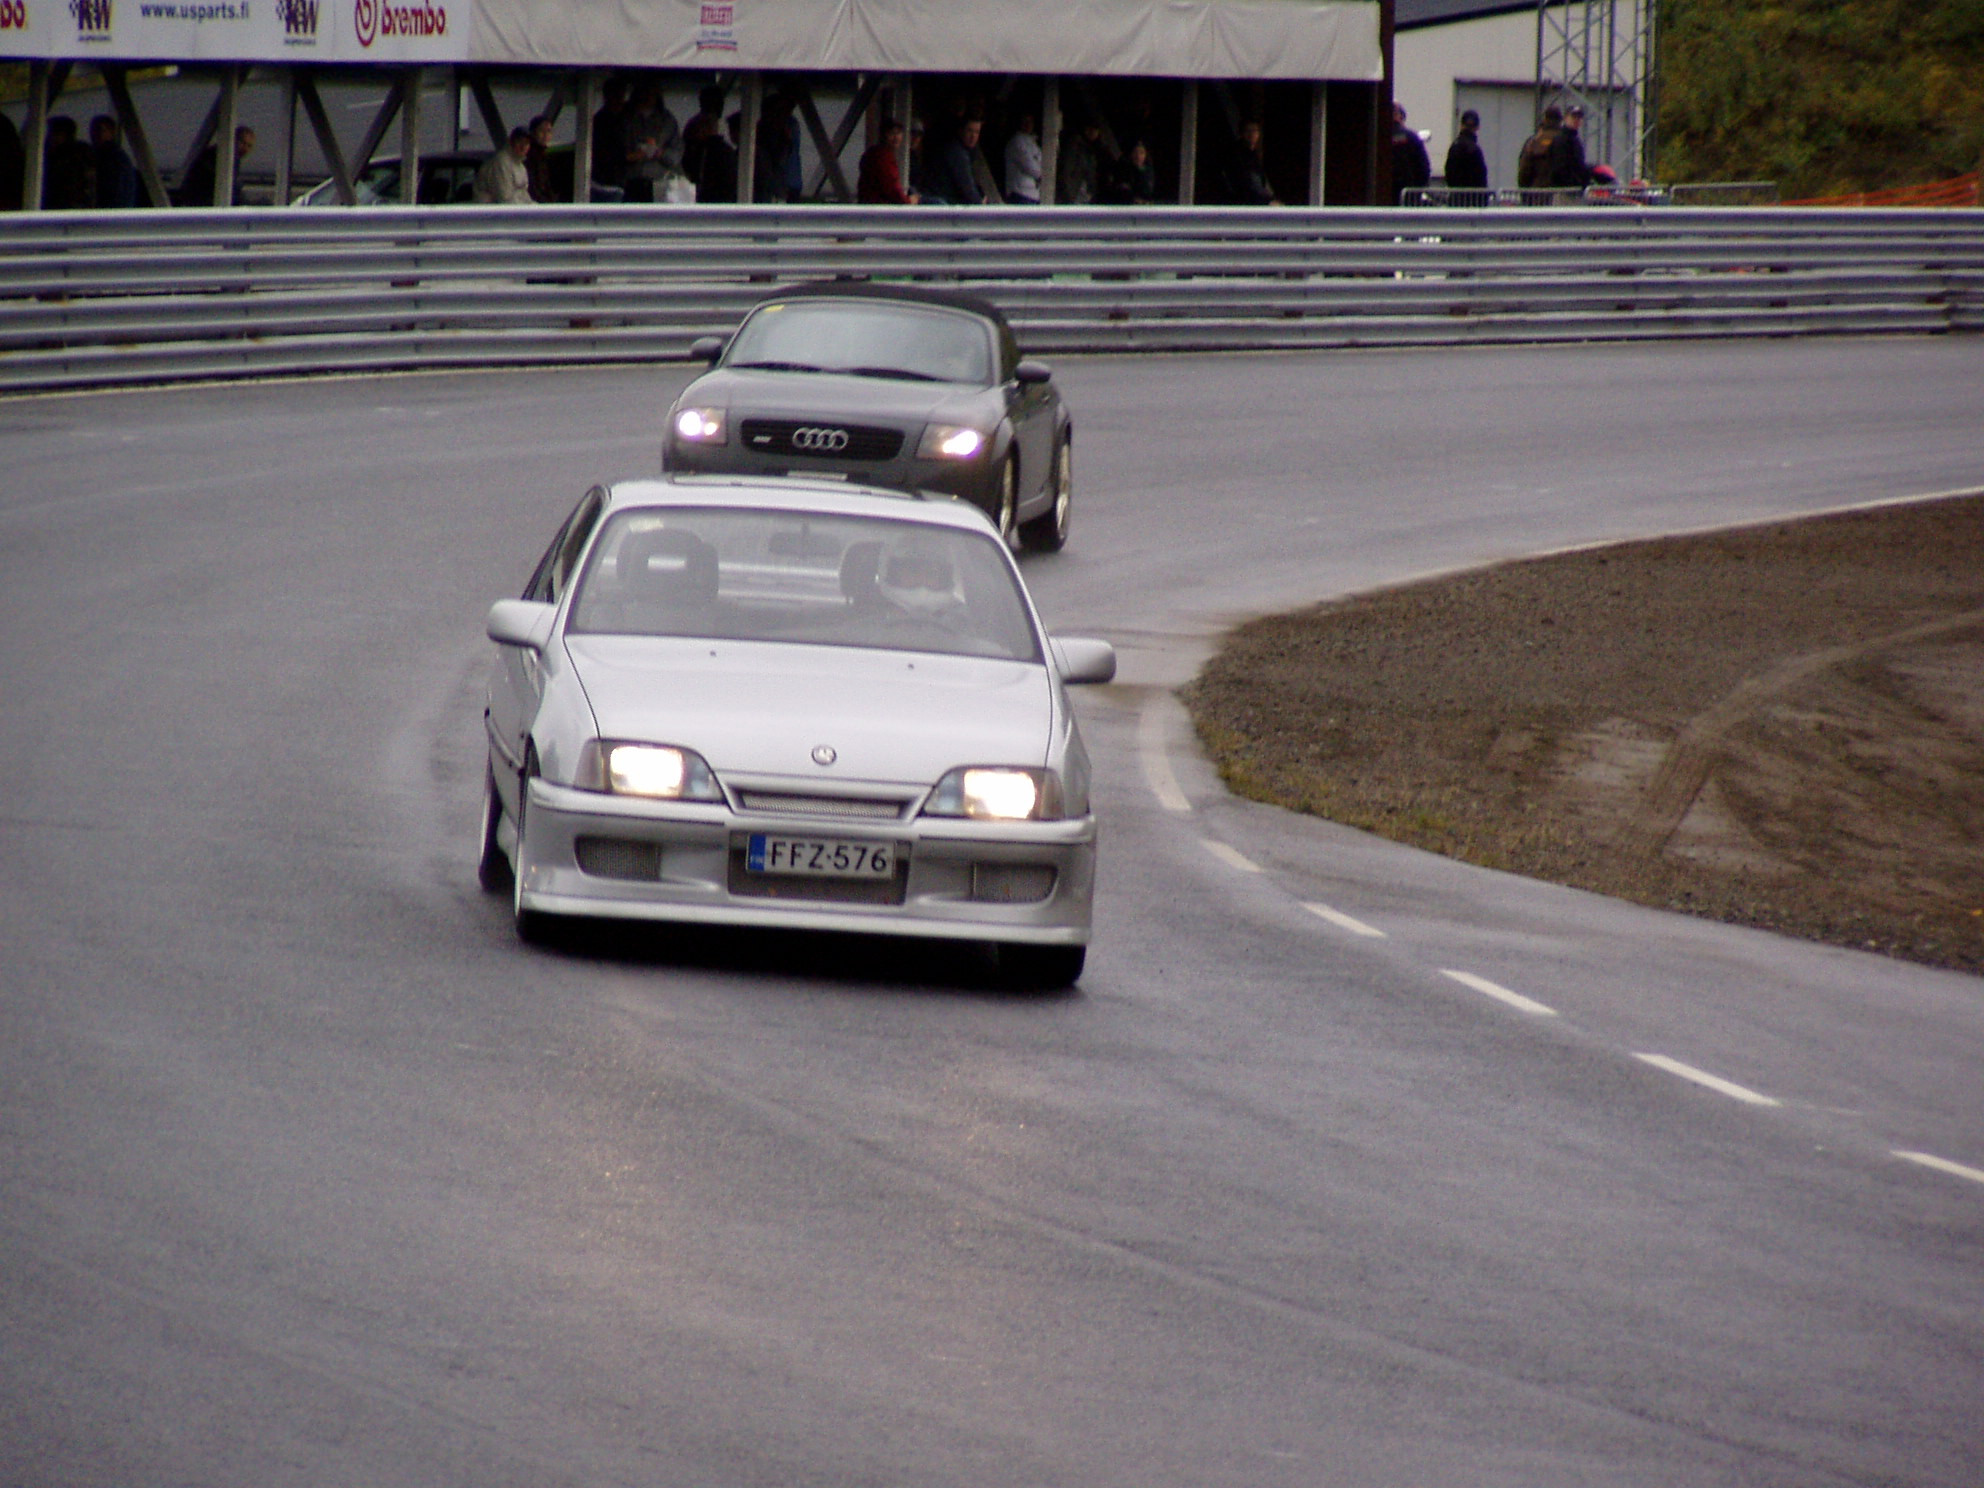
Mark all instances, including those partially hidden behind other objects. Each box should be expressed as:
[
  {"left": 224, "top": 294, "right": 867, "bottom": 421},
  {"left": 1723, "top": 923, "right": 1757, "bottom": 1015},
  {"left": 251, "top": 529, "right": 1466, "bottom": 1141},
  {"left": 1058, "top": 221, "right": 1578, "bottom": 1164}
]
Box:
[{"left": 792, "top": 426, "right": 850, "bottom": 452}]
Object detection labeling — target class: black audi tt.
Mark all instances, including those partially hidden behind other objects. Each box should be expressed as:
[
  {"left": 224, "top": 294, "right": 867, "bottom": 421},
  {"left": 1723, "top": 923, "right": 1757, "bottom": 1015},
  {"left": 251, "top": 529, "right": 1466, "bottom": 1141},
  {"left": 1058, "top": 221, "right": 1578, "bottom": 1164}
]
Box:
[{"left": 663, "top": 283, "right": 1074, "bottom": 552}]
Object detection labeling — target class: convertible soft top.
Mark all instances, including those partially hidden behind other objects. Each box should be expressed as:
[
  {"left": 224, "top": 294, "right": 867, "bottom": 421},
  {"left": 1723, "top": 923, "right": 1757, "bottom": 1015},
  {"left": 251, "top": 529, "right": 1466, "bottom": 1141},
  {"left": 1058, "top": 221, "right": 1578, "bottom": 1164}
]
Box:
[{"left": 759, "top": 281, "right": 1012, "bottom": 331}]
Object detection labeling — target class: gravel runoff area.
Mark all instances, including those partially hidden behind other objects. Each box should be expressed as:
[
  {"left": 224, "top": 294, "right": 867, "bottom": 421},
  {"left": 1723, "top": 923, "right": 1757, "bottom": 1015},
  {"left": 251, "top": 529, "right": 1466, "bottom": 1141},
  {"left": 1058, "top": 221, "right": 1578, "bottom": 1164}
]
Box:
[{"left": 1184, "top": 492, "right": 1984, "bottom": 976}]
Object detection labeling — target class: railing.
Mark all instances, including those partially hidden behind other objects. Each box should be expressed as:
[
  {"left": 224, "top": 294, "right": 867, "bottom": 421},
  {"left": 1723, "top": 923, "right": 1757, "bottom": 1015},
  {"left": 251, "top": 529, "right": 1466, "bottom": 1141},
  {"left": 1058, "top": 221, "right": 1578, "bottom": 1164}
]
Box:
[{"left": 2, "top": 203, "right": 1980, "bottom": 393}]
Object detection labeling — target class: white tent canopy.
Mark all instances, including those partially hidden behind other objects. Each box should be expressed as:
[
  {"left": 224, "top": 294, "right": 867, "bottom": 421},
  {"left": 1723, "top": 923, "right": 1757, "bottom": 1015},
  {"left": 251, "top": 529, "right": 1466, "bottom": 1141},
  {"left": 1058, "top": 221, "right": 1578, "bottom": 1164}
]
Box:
[{"left": 6, "top": 0, "right": 1382, "bottom": 78}]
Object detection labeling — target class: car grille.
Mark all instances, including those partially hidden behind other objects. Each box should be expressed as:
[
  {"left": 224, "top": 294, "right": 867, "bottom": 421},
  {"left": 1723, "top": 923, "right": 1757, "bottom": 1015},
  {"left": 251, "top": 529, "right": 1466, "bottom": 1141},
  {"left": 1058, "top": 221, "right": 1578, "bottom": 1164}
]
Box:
[
  {"left": 734, "top": 789, "right": 910, "bottom": 821},
  {"left": 740, "top": 418, "right": 904, "bottom": 462},
  {"left": 575, "top": 837, "right": 662, "bottom": 881}
]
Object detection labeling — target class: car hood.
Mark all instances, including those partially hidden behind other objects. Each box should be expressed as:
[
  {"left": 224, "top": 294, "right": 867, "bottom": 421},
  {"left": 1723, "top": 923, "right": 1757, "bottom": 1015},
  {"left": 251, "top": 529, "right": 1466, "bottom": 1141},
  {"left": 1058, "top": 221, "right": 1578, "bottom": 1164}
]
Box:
[
  {"left": 685, "top": 368, "right": 990, "bottom": 426},
  {"left": 563, "top": 635, "right": 1053, "bottom": 783}
]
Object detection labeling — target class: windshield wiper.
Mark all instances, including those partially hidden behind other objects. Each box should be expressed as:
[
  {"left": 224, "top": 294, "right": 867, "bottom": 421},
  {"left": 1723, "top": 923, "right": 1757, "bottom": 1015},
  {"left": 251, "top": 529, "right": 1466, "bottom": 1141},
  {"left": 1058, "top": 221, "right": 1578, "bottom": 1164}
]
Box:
[
  {"left": 731, "top": 359, "right": 827, "bottom": 373},
  {"left": 840, "top": 365, "right": 945, "bottom": 382}
]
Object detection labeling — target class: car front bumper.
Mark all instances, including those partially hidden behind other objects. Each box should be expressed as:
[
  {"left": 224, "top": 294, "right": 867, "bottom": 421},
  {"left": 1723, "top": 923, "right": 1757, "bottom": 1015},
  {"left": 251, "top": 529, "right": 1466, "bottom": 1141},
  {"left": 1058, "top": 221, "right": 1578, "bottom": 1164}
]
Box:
[
  {"left": 665, "top": 437, "right": 999, "bottom": 517},
  {"left": 516, "top": 778, "right": 1096, "bottom": 943}
]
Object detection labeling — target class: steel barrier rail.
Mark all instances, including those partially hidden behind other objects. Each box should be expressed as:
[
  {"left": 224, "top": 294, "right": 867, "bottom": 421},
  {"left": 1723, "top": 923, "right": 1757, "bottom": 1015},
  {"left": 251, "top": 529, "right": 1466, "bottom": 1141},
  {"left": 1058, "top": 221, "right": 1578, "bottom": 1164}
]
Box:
[{"left": 2, "top": 204, "right": 1981, "bottom": 393}]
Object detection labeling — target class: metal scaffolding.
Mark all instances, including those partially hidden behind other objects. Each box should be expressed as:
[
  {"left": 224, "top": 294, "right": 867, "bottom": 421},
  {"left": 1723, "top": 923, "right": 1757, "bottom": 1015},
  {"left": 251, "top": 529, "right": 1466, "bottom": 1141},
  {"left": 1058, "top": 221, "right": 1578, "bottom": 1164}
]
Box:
[{"left": 1535, "top": 0, "right": 1655, "bottom": 180}]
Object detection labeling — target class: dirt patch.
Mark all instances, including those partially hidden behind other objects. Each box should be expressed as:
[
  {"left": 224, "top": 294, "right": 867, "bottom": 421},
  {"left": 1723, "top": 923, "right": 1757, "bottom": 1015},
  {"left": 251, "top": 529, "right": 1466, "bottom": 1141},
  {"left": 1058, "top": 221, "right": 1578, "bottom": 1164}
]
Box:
[{"left": 1183, "top": 494, "right": 1984, "bottom": 974}]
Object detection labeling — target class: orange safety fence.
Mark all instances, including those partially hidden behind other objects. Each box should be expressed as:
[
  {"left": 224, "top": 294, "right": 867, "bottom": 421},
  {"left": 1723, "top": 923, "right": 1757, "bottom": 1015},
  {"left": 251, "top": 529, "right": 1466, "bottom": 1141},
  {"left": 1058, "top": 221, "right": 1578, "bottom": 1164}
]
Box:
[{"left": 1785, "top": 172, "right": 1981, "bottom": 208}]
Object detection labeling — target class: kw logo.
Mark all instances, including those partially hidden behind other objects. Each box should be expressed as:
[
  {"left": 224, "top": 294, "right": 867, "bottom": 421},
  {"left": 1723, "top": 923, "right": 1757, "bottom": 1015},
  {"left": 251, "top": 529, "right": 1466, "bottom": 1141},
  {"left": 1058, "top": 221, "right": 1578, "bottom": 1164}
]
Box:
[
  {"left": 276, "top": 0, "right": 316, "bottom": 37},
  {"left": 70, "top": 0, "right": 112, "bottom": 35}
]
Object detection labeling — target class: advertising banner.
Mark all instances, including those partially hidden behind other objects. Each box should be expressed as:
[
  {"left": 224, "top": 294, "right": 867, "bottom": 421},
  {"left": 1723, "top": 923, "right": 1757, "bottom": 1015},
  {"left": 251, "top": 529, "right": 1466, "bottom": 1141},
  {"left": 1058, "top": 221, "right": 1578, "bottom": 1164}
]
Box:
[{"left": 0, "top": 0, "right": 471, "bottom": 59}]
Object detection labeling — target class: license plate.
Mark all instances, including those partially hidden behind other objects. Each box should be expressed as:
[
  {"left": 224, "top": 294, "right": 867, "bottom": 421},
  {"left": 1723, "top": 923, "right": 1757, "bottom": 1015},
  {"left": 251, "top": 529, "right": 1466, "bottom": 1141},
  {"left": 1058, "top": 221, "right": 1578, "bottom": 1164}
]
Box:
[{"left": 746, "top": 834, "right": 896, "bottom": 879}]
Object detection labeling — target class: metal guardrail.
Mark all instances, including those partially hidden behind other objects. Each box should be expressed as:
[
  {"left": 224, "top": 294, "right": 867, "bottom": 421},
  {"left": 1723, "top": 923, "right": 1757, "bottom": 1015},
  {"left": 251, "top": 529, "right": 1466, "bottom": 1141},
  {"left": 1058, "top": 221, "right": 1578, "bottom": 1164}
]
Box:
[{"left": 2, "top": 204, "right": 1980, "bottom": 392}]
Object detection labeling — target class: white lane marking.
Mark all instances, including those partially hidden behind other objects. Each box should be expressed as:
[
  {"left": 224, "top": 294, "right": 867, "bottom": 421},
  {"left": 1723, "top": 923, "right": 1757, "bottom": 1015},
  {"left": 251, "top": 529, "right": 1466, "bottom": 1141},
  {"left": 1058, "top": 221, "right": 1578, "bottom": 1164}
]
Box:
[
  {"left": 1633, "top": 1053, "right": 1780, "bottom": 1107},
  {"left": 1202, "top": 840, "right": 1262, "bottom": 874},
  {"left": 1303, "top": 902, "right": 1388, "bottom": 939},
  {"left": 1893, "top": 1151, "right": 1984, "bottom": 1187},
  {"left": 1438, "top": 968, "right": 1558, "bottom": 1017},
  {"left": 1138, "top": 693, "right": 1193, "bottom": 815}
]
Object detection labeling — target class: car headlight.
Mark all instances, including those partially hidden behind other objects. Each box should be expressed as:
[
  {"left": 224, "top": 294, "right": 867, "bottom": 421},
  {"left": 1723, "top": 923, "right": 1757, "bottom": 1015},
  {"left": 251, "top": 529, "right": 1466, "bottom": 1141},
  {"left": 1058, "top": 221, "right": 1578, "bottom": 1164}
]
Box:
[
  {"left": 574, "top": 741, "right": 724, "bottom": 801},
  {"left": 923, "top": 767, "right": 1062, "bottom": 822},
  {"left": 673, "top": 407, "right": 727, "bottom": 444},
  {"left": 916, "top": 424, "right": 987, "bottom": 461}
]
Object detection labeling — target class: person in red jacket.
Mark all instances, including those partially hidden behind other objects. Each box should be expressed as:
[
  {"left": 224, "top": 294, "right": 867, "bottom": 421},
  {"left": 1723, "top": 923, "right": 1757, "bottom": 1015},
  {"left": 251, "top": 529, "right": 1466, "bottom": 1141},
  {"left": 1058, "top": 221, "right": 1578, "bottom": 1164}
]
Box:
[{"left": 858, "top": 118, "right": 920, "bottom": 205}]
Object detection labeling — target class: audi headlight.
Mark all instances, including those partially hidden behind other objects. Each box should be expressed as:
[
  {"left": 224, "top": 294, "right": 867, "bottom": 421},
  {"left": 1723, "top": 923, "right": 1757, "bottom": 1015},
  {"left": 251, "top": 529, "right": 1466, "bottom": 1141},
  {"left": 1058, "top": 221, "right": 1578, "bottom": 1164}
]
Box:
[
  {"left": 673, "top": 407, "right": 727, "bottom": 444},
  {"left": 575, "top": 741, "right": 724, "bottom": 801},
  {"left": 923, "top": 767, "right": 1062, "bottom": 822},
  {"left": 916, "top": 424, "right": 987, "bottom": 461}
]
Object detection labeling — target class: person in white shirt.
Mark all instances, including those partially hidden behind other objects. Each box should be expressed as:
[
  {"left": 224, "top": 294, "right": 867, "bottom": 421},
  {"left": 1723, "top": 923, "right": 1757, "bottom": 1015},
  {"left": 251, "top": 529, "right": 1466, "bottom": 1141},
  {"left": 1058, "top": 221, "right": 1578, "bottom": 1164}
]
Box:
[
  {"left": 1004, "top": 113, "right": 1043, "bottom": 205},
  {"left": 474, "top": 128, "right": 533, "bottom": 205}
]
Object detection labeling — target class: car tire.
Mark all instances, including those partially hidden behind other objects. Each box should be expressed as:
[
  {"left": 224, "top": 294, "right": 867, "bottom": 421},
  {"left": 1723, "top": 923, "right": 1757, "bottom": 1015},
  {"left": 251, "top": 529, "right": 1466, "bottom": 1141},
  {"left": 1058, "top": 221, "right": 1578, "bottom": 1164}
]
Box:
[
  {"left": 996, "top": 943, "right": 1086, "bottom": 990},
  {"left": 993, "top": 456, "right": 1018, "bottom": 546},
  {"left": 512, "top": 749, "right": 555, "bottom": 945},
  {"left": 1019, "top": 434, "right": 1072, "bottom": 553},
  {"left": 477, "top": 766, "right": 512, "bottom": 894}
]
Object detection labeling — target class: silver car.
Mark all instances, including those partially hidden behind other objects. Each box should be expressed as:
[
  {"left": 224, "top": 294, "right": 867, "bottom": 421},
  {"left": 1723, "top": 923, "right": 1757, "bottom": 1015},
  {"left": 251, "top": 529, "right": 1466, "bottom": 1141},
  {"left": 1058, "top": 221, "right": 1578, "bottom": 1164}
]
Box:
[
  {"left": 663, "top": 284, "right": 1074, "bottom": 552},
  {"left": 479, "top": 475, "right": 1114, "bottom": 987}
]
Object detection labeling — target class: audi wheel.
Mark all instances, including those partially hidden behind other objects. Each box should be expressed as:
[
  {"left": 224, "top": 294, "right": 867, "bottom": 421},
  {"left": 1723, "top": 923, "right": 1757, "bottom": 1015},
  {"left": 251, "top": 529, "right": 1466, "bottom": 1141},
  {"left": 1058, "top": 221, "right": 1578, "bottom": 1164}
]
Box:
[{"left": 1019, "top": 434, "right": 1072, "bottom": 553}]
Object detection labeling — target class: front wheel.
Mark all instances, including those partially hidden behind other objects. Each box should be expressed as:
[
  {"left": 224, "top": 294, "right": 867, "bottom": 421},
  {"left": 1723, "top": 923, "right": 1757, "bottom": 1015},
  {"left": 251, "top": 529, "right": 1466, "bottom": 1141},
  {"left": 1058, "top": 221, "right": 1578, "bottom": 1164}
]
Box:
[
  {"left": 992, "top": 456, "right": 1018, "bottom": 546},
  {"left": 996, "top": 943, "right": 1086, "bottom": 990},
  {"left": 1019, "top": 434, "right": 1072, "bottom": 553}
]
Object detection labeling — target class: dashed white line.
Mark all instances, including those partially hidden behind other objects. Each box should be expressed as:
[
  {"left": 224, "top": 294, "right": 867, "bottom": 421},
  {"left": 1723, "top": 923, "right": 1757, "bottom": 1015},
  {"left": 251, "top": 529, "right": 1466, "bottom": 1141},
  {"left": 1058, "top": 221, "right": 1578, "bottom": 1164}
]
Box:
[
  {"left": 1633, "top": 1053, "right": 1780, "bottom": 1107},
  {"left": 1201, "top": 839, "right": 1262, "bottom": 874},
  {"left": 1893, "top": 1151, "right": 1984, "bottom": 1186},
  {"left": 1303, "top": 902, "right": 1388, "bottom": 938},
  {"left": 1138, "top": 693, "right": 1193, "bottom": 814},
  {"left": 1438, "top": 968, "right": 1558, "bottom": 1017}
]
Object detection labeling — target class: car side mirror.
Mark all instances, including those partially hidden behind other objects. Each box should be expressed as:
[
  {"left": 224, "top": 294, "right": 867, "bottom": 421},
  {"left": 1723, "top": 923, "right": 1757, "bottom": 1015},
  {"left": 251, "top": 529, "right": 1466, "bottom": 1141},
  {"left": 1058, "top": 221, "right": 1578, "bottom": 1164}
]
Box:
[
  {"left": 487, "top": 598, "right": 557, "bottom": 651},
  {"left": 1015, "top": 359, "right": 1053, "bottom": 386},
  {"left": 1050, "top": 636, "right": 1116, "bottom": 685},
  {"left": 689, "top": 335, "right": 725, "bottom": 364}
]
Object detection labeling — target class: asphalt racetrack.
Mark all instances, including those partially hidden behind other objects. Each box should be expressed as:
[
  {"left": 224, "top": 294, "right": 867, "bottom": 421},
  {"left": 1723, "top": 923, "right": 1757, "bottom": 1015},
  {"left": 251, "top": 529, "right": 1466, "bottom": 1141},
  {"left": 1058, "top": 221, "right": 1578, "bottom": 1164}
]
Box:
[{"left": 3, "top": 337, "right": 1981, "bottom": 1487}]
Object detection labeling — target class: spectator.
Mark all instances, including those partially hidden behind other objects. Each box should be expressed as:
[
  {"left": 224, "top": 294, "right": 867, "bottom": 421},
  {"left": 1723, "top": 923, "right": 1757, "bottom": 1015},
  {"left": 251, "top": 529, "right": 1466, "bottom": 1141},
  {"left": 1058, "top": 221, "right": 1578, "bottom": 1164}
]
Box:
[
  {"left": 1004, "top": 111, "right": 1042, "bottom": 205},
  {"left": 474, "top": 126, "right": 533, "bottom": 204},
  {"left": 753, "top": 90, "right": 803, "bottom": 203},
  {"left": 1516, "top": 105, "right": 1562, "bottom": 196},
  {"left": 524, "top": 114, "right": 556, "bottom": 203},
  {"left": 177, "top": 124, "right": 252, "bottom": 207},
  {"left": 927, "top": 116, "right": 985, "bottom": 206},
  {"left": 857, "top": 118, "right": 918, "bottom": 205},
  {"left": 591, "top": 78, "right": 631, "bottom": 197},
  {"left": 1548, "top": 103, "right": 1594, "bottom": 190},
  {"left": 688, "top": 110, "right": 740, "bottom": 205},
  {"left": 44, "top": 116, "right": 98, "bottom": 209},
  {"left": 1098, "top": 138, "right": 1156, "bottom": 205},
  {"left": 90, "top": 116, "right": 140, "bottom": 208},
  {"left": 0, "top": 111, "right": 23, "bottom": 211},
  {"left": 1443, "top": 108, "right": 1489, "bottom": 196},
  {"left": 1390, "top": 103, "right": 1431, "bottom": 201},
  {"left": 1219, "top": 119, "right": 1277, "bottom": 205},
  {"left": 1058, "top": 117, "right": 1107, "bottom": 205},
  {"left": 624, "top": 80, "right": 682, "bottom": 203}
]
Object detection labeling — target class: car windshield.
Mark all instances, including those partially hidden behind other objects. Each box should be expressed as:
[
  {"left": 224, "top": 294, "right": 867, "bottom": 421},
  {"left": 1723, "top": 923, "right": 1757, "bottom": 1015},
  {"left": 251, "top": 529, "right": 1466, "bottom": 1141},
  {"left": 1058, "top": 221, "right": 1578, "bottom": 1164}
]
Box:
[
  {"left": 724, "top": 300, "right": 996, "bottom": 385},
  {"left": 566, "top": 507, "right": 1041, "bottom": 663}
]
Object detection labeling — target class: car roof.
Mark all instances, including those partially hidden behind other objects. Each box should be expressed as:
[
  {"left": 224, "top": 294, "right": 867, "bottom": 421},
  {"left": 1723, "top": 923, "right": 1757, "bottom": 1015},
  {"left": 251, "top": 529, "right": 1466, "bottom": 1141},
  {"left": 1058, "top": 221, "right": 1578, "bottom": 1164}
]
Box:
[
  {"left": 748, "top": 280, "right": 1011, "bottom": 330},
  {"left": 604, "top": 473, "right": 1001, "bottom": 533}
]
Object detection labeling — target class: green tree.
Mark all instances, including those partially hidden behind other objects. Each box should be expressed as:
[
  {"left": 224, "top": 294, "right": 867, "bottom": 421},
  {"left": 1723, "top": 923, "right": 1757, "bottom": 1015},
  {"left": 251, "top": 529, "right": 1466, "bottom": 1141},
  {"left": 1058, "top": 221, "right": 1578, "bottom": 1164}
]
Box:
[{"left": 1655, "top": 0, "right": 1984, "bottom": 197}]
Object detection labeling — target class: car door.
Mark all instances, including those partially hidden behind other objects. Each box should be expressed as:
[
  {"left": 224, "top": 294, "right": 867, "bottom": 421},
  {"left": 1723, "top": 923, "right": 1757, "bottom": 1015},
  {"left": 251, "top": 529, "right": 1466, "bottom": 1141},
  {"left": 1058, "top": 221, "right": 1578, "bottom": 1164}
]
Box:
[
  {"left": 1001, "top": 321, "right": 1056, "bottom": 504},
  {"left": 488, "top": 486, "right": 606, "bottom": 794}
]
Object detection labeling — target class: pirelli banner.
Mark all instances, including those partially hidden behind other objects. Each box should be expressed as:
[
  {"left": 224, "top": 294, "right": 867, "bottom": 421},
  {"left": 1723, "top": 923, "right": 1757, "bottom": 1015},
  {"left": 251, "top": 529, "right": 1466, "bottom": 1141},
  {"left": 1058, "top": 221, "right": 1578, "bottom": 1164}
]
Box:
[{"left": 0, "top": 0, "right": 471, "bottom": 60}]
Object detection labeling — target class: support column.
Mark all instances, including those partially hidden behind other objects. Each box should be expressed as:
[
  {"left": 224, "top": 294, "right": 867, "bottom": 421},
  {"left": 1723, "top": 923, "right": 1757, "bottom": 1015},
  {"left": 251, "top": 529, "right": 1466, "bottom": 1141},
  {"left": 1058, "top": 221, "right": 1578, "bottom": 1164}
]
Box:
[
  {"left": 275, "top": 68, "right": 298, "bottom": 207},
  {"left": 738, "top": 72, "right": 762, "bottom": 204},
  {"left": 105, "top": 66, "right": 170, "bottom": 208},
  {"left": 297, "top": 73, "right": 356, "bottom": 205},
  {"left": 575, "top": 70, "right": 600, "bottom": 203},
  {"left": 215, "top": 66, "right": 242, "bottom": 206},
  {"left": 1178, "top": 80, "right": 1199, "bottom": 205},
  {"left": 1309, "top": 81, "right": 1328, "bottom": 206},
  {"left": 1040, "top": 77, "right": 1061, "bottom": 206},
  {"left": 23, "top": 61, "right": 52, "bottom": 211},
  {"left": 896, "top": 75, "right": 913, "bottom": 188},
  {"left": 400, "top": 67, "right": 423, "bottom": 205}
]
